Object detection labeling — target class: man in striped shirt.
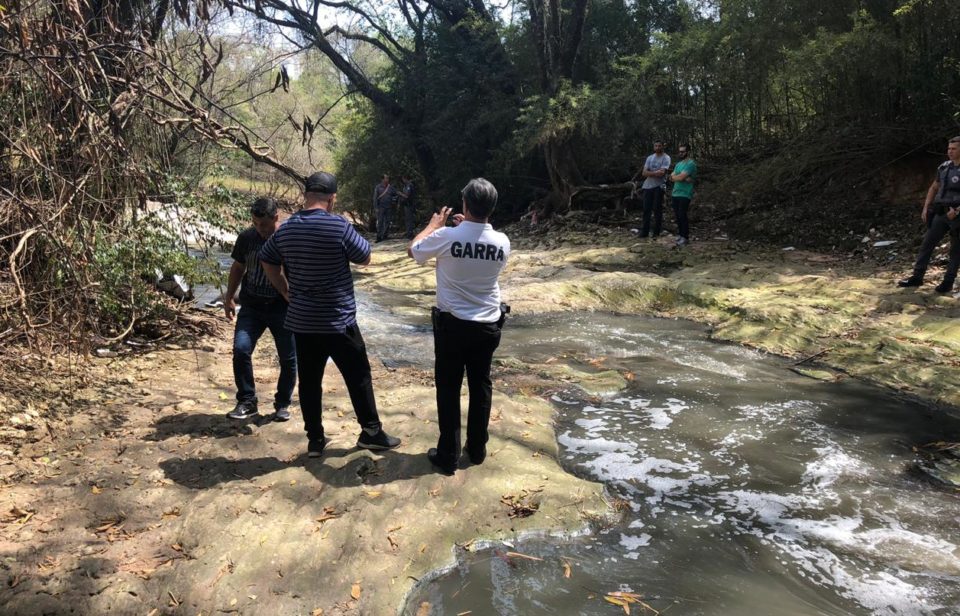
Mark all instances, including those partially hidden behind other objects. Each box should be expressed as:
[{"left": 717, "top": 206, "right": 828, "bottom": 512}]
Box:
[{"left": 259, "top": 171, "right": 401, "bottom": 457}]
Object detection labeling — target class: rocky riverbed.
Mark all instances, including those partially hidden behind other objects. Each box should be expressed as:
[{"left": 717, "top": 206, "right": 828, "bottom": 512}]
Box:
[{"left": 1, "top": 226, "right": 958, "bottom": 615}]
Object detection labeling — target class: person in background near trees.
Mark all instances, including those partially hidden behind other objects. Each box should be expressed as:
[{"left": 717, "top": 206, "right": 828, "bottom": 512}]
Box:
[
  {"left": 639, "top": 140, "right": 672, "bottom": 239},
  {"left": 408, "top": 178, "right": 510, "bottom": 475},
  {"left": 398, "top": 174, "right": 417, "bottom": 240},
  {"left": 373, "top": 174, "right": 396, "bottom": 242},
  {"left": 260, "top": 172, "right": 401, "bottom": 457},
  {"left": 670, "top": 143, "right": 697, "bottom": 247},
  {"left": 898, "top": 136, "right": 960, "bottom": 293},
  {"left": 224, "top": 197, "right": 297, "bottom": 421}
]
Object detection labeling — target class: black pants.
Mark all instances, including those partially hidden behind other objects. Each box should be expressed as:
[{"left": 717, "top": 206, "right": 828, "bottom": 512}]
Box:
[
  {"left": 433, "top": 312, "right": 502, "bottom": 467},
  {"left": 294, "top": 325, "right": 382, "bottom": 442},
  {"left": 641, "top": 187, "right": 665, "bottom": 237},
  {"left": 911, "top": 212, "right": 960, "bottom": 284},
  {"left": 376, "top": 206, "right": 393, "bottom": 241},
  {"left": 672, "top": 196, "right": 691, "bottom": 240},
  {"left": 403, "top": 203, "right": 416, "bottom": 239}
]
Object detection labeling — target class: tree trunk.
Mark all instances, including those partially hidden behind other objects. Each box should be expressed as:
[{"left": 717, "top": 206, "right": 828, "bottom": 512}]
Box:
[{"left": 541, "top": 136, "right": 584, "bottom": 216}]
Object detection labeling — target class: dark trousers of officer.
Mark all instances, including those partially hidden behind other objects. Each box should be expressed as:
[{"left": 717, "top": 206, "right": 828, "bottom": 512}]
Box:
[
  {"left": 911, "top": 210, "right": 960, "bottom": 285},
  {"left": 672, "top": 196, "right": 691, "bottom": 240},
  {"left": 433, "top": 312, "right": 502, "bottom": 468},
  {"left": 294, "top": 325, "right": 382, "bottom": 442},
  {"left": 233, "top": 302, "right": 297, "bottom": 409},
  {"left": 403, "top": 203, "right": 416, "bottom": 239},
  {"left": 376, "top": 206, "right": 393, "bottom": 241},
  {"left": 641, "top": 187, "right": 665, "bottom": 237}
]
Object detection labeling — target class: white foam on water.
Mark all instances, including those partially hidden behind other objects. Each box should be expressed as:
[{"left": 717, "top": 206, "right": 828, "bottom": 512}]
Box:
[
  {"left": 711, "top": 488, "right": 952, "bottom": 614},
  {"left": 802, "top": 445, "right": 869, "bottom": 490},
  {"left": 620, "top": 533, "right": 652, "bottom": 550},
  {"left": 574, "top": 417, "right": 606, "bottom": 431}
]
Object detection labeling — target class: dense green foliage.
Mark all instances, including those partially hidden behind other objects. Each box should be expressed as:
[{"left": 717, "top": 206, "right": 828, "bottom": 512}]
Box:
[{"left": 331, "top": 0, "right": 960, "bottom": 216}]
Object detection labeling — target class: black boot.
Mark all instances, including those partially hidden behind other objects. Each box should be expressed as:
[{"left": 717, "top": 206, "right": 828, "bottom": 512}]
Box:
[
  {"left": 935, "top": 279, "right": 955, "bottom": 294},
  {"left": 897, "top": 276, "right": 923, "bottom": 288}
]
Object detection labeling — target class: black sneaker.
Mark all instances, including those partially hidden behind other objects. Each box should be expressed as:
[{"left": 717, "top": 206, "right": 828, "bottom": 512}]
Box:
[
  {"left": 357, "top": 429, "right": 401, "bottom": 451},
  {"left": 427, "top": 448, "right": 456, "bottom": 475},
  {"left": 273, "top": 406, "right": 291, "bottom": 422},
  {"left": 935, "top": 281, "right": 955, "bottom": 294},
  {"left": 307, "top": 438, "right": 326, "bottom": 458},
  {"left": 897, "top": 276, "right": 923, "bottom": 288},
  {"left": 227, "top": 401, "right": 258, "bottom": 420}
]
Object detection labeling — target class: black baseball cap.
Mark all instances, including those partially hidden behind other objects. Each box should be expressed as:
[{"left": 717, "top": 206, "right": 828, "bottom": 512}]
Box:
[{"left": 304, "top": 171, "right": 337, "bottom": 194}]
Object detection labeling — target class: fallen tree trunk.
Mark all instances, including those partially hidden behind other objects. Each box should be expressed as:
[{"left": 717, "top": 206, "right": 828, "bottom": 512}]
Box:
[{"left": 570, "top": 181, "right": 638, "bottom": 211}]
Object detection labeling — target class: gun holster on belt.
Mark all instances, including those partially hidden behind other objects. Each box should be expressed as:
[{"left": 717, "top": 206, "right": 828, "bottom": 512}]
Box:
[{"left": 497, "top": 302, "right": 511, "bottom": 329}]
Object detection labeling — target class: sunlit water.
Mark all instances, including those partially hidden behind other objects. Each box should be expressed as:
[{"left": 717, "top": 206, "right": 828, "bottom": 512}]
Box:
[{"left": 367, "top": 306, "right": 960, "bottom": 616}]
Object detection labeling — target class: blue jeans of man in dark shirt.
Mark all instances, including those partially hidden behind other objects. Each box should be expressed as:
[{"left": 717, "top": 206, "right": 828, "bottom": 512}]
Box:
[{"left": 233, "top": 302, "right": 297, "bottom": 410}]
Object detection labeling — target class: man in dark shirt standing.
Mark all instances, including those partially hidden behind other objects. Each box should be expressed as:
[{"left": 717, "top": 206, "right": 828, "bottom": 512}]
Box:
[
  {"left": 398, "top": 175, "right": 417, "bottom": 240},
  {"left": 898, "top": 136, "right": 960, "bottom": 293},
  {"left": 224, "top": 197, "right": 297, "bottom": 421},
  {"left": 373, "top": 174, "right": 396, "bottom": 243},
  {"left": 260, "top": 172, "right": 401, "bottom": 457}
]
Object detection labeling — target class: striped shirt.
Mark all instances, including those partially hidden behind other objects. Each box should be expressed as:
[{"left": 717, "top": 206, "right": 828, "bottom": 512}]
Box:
[
  {"left": 231, "top": 227, "right": 280, "bottom": 305},
  {"left": 259, "top": 208, "right": 370, "bottom": 334}
]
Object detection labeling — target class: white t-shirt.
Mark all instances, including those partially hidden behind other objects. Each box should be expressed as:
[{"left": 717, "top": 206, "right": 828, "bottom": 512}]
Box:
[{"left": 411, "top": 221, "right": 510, "bottom": 322}]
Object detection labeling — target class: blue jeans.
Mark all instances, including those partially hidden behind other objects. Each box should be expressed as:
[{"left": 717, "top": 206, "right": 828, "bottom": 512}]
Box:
[{"left": 233, "top": 302, "right": 297, "bottom": 409}]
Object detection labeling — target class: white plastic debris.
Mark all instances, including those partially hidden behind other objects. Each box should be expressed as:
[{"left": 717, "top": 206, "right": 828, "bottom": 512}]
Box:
[
  {"left": 782, "top": 246, "right": 796, "bottom": 251},
  {"left": 873, "top": 240, "right": 896, "bottom": 247}
]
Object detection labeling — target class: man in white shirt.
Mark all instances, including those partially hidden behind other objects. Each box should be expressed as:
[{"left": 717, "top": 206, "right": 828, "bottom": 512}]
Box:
[
  {"left": 638, "top": 140, "right": 672, "bottom": 238},
  {"left": 408, "top": 178, "right": 511, "bottom": 475}
]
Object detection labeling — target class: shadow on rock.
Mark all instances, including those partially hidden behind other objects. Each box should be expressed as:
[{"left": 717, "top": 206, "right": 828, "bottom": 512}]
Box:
[{"left": 143, "top": 412, "right": 274, "bottom": 442}]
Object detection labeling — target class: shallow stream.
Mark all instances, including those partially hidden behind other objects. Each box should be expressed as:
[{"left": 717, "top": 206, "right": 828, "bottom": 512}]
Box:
[{"left": 354, "top": 298, "right": 960, "bottom": 616}]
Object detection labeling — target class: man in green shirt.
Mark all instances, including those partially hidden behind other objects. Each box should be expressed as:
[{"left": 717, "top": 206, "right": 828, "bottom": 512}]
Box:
[{"left": 670, "top": 144, "right": 697, "bottom": 247}]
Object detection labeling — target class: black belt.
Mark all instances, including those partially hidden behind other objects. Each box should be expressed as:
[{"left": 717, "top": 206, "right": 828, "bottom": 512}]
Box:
[{"left": 431, "top": 304, "right": 510, "bottom": 329}]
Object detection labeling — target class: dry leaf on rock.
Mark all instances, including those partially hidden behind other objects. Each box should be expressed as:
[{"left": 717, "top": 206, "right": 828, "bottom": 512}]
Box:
[{"left": 351, "top": 582, "right": 361, "bottom": 600}]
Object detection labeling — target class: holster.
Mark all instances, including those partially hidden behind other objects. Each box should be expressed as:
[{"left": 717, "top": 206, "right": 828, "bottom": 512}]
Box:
[{"left": 497, "top": 302, "right": 511, "bottom": 329}]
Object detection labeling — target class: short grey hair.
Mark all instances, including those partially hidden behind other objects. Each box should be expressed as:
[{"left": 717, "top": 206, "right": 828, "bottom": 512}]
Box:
[
  {"left": 951, "top": 136, "right": 960, "bottom": 145},
  {"left": 461, "top": 177, "right": 498, "bottom": 219}
]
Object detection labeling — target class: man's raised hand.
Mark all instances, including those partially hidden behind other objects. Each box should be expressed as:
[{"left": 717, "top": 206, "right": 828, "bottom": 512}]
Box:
[{"left": 428, "top": 207, "right": 453, "bottom": 230}]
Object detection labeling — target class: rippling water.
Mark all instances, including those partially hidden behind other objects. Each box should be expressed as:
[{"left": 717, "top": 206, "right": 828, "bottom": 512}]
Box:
[{"left": 396, "top": 312, "right": 960, "bottom": 616}]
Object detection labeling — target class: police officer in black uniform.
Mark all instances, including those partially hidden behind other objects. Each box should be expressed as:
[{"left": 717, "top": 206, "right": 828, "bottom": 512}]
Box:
[{"left": 899, "top": 136, "right": 960, "bottom": 293}]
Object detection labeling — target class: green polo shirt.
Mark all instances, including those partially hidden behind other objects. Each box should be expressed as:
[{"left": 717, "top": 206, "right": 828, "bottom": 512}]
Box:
[{"left": 672, "top": 159, "right": 697, "bottom": 199}]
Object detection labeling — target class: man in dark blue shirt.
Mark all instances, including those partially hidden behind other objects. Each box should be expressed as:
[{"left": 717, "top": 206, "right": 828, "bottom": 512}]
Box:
[
  {"left": 898, "top": 136, "right": 960, "bottom": 293},
  {"left": 224, "top": 197, "right": 296, "bottom": 422},
  {"left": 398, "top": 175, "right": 417, "bottom": 240},
  {"left": 373, "top": 174, "right": 396, "bottom": 243},
  {"left": 260, "top": 171, "right": 401, "bottom": 457}
]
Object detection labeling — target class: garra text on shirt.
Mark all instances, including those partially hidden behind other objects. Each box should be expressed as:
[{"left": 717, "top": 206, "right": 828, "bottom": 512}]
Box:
[{"left": 450, "top": 241, "right": 506, "bottom": 261}]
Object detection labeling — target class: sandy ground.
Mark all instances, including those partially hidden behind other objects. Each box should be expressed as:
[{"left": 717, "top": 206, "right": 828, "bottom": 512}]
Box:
[{"left": 2, "top": 228, "right": 959, "bottom": 615}]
